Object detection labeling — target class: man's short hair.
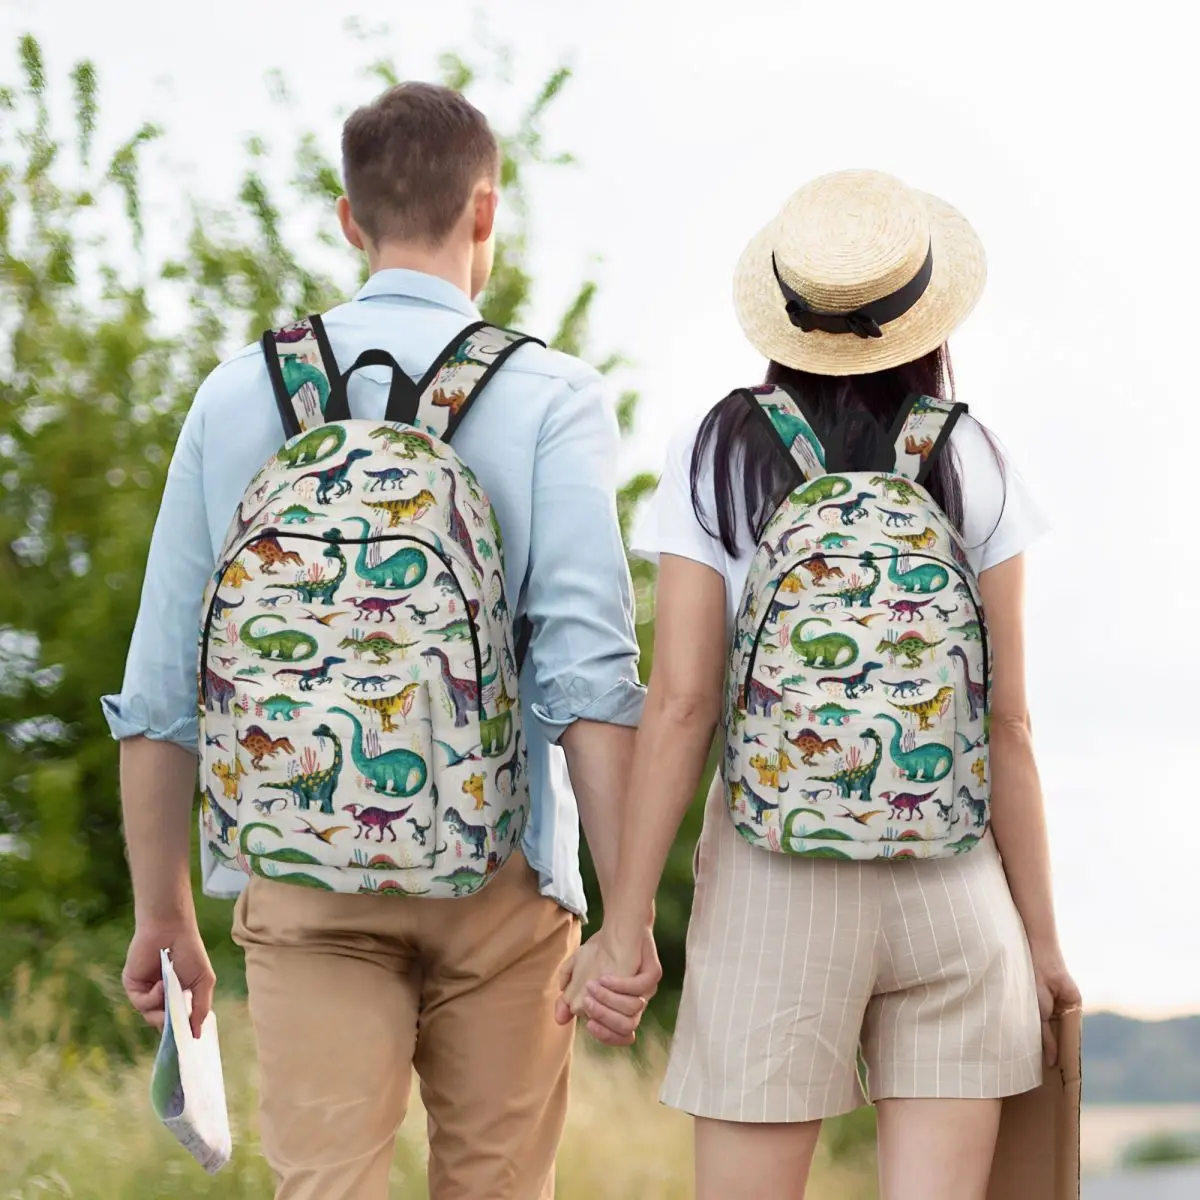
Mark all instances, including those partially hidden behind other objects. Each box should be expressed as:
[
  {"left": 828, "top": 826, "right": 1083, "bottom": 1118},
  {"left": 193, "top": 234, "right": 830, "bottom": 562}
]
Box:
[{"left": 341, "top": 82, "right": 499, "bottom": 247}]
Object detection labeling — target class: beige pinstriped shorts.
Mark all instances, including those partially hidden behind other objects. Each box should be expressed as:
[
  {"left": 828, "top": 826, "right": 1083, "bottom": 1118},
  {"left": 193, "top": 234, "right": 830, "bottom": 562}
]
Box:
[{"left": 661, "top": 777, "right": 1043, "bottom": 1124}]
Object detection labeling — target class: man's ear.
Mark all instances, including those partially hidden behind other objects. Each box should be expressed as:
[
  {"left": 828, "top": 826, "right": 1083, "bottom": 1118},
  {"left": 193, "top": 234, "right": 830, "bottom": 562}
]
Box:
[
  {"left": 473, "top": 181, "right": 498, "bottom": 245},
  {"left": 337, "top": 196, "right": 366, "bottom": 251}
]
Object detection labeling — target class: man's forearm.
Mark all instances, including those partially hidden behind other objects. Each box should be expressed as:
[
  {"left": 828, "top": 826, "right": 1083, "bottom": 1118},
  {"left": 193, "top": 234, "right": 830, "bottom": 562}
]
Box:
[
  {"left": 560, "top": 719, "right": 636, "bottom": 912},
  {"left": 120, "top": 736, "right": 199, "bottom": 925}
]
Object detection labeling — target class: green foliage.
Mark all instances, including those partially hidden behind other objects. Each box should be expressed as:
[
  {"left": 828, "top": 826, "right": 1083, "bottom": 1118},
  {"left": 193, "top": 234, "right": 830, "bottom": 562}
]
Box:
[
  {"left": 1122, "top": 1131, "right": 1200, "bottom": 1169},
  {"left": 0, "top": 32, "right": 693, "bottom": 1050}
]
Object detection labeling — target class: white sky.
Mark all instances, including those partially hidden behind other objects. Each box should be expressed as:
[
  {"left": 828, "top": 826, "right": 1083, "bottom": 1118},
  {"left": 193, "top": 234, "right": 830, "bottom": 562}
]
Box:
[{"left": 4, "top": 0, "right": 1197, "bottom": 1017}]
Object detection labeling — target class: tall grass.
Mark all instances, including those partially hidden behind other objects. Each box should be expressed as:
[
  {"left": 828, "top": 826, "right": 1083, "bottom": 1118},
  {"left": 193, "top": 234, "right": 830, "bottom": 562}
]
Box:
[{"left": 0, "top": 966, "right": 877, "bottom": 1198}]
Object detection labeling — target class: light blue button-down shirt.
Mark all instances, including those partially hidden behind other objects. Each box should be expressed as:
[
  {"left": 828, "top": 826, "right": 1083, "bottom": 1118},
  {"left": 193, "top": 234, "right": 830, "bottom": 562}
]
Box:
[{"left": 101, "top": 269, "right": 645, "bottom": 917}]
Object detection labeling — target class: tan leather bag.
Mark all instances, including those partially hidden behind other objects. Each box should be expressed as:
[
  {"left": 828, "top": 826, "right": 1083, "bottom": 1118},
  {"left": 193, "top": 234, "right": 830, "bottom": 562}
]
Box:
[{"left": 987, "top": 1007, "right": 1082, "bottom": 1200}]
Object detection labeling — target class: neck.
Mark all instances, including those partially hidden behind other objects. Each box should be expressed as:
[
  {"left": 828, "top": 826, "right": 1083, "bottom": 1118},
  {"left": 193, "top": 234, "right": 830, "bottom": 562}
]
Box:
[{"left": 367, "top": 240, "right": 474, "bottom": 299}]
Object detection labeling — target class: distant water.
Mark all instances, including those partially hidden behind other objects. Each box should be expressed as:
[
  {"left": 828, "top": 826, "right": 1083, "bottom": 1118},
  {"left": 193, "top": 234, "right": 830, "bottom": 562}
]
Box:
[{"left": 1082, "top": 1105, "right": 1200, "bottom": 1171}]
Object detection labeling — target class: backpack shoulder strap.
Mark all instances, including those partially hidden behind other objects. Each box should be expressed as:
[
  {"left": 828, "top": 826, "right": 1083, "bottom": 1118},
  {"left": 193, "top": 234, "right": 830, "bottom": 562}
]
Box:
[
  {"left": 261, "top": 315, "right": 341, "bottom": 438},
  {"left": 741, "top": 383, "right": 827, "bottom": 483},
  {"left": 889, "top": 394, "right": 968, "bottom": 484},
  {"left": 397, "top": 322, "right": 544, "bottom": 442}
]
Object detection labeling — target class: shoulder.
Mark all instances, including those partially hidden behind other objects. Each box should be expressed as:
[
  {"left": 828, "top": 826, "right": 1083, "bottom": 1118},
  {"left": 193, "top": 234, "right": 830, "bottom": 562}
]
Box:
[
  {"left": 946, "top": 411, "right": 1049, "bottom": 572},
  {"left": 499, "top": 338, "right": 605, "bottom": 394},
  {"left": 187, "top": 342, "right": 268, "bottom": 424}
]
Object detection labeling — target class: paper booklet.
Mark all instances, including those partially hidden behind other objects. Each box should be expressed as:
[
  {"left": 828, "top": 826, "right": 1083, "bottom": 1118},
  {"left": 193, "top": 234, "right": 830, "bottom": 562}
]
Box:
[{"left": 149, "top": 948, "right": 232, "bottom": 1174}]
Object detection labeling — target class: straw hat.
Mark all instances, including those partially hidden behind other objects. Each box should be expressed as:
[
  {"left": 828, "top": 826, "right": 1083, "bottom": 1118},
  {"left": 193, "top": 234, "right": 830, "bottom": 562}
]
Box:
[{"left": 733, "top": 169, "right": 986, "bottom": 376}]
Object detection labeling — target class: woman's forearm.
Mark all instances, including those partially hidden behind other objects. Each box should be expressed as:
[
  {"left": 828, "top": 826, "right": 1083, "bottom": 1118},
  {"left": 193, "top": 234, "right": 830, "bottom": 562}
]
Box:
[
  {"left": 605, "top": 691, "right": 718, "bottom": 947},
  {"left": 988, "top": 716, "right": 1061, "bottom": 951}
]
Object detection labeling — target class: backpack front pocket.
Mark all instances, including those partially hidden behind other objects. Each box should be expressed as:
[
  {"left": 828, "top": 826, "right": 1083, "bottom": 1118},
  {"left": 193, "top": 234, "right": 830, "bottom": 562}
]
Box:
[{"left": 774, "top": 685, "right": 964, "bottom": 858}]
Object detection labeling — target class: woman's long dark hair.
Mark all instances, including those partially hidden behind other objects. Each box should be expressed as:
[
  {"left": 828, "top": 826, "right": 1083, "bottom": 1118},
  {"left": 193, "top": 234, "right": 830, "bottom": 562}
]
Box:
[{"left": 691, "top": 345, "right": 1002, "bottom": 556}]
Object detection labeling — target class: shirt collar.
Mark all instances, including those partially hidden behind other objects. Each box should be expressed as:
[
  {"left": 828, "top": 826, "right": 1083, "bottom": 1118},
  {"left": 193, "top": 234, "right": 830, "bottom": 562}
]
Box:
[{"left": 354, "top": 268, "right": 481, "bottom": 320}]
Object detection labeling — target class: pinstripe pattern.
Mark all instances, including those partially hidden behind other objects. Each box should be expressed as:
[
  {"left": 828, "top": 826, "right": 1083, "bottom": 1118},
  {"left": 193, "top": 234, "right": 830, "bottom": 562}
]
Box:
[{"left": 661, "top": 777, "right": 1042, "bottom": 1122}]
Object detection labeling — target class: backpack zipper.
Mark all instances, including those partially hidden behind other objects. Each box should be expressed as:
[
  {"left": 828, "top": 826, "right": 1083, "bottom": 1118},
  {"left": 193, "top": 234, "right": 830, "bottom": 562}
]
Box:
[
  {"left": 739, "top": 551, "right": 988, "bottom": 711},
  {"left": 199, "top": 531, "right": 484, "bottom": 710}
]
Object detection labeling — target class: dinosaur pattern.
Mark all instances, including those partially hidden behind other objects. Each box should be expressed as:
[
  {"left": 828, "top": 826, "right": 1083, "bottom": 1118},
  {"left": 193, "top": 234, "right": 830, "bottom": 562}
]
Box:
[
  {"left": 198, "top": 318, "right": 534, "bottom": 898},
  {"left": 725, "top": 387, "right": 990, "bottom": 861}
]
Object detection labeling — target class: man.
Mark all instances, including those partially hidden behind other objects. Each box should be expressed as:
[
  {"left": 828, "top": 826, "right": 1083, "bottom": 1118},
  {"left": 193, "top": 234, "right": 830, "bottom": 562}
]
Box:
[{"left": 105, "top": 82, "right": 659, "bottom": 1200}]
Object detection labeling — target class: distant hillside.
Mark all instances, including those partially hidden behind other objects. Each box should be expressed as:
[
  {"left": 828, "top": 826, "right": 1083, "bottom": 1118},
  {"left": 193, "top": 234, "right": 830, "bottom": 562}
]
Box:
[{"left": 1086, "top": 1012, "right": 1200, "bottom": 1104}]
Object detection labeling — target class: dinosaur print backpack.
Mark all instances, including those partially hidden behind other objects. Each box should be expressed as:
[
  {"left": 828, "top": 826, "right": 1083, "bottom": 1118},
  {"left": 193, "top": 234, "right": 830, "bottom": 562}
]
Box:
[
  {"left": 197, "top": 316, "right": 540, "bottom": 899},
  {"left": 724, "top": 385, "right": 991, "bottom": 861}
]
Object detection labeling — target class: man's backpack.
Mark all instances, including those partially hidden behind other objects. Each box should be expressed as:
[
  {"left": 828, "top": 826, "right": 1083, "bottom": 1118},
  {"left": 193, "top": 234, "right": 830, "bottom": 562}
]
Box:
[
  {"left": 197, "top": 317, "right": 539, "bottom": 898},
  {"left": 723, "top": 385, "right": 990, "bottom": 860}
]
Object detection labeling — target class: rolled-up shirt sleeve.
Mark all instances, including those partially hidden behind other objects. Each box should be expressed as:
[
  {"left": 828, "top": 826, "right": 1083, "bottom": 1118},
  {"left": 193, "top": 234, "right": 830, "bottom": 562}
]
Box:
[
  {"left": 524, "top": 374, "right": 646, "bottom": 742},
  {"left": 100, "top": 392, "right": 216, "bottom": 754}
]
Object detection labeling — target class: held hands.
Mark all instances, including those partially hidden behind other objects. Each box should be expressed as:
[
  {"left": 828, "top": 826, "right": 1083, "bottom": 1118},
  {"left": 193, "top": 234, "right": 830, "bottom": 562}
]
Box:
[
  {"left": 555, "top": 926, "right": 661, "bottom": 1047},
  {"left": 122, "top": 920, "right": 215, "bottom": 1041}
]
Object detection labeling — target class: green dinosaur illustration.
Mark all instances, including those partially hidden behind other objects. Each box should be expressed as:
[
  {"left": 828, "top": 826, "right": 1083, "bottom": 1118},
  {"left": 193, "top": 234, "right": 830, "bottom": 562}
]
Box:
[
  {"left": 806, "top": 701, "right": 861, "bottom": 726},
  {"left": 949, "top": 620, "right": 983, "bottom": 641},
  {"left": 257, "top": 724, "right": 345, "bottom": 814},
  {"left": 809, "top": 728, "right": 883, "bottom": 803},
  {"left": 239, "top": 821, "right": 325, "bottom": 865},
  {"left": 433, "top": 865, "right": 490, "bottom": 897},
  {"left": 875, "top": 713, "right": 952, "bottom": 782},
  {"left": 276, "top": 422, "right": 345, "bottom": 469},
  {"left": 790, "top": 618, "right": 858, "bottom": 669},
  {"left": 794, "top": 846, "right": 853, "bottom": 860},
  {"left": 875, "top": 630, "right": 945, "bottom": 669},
  {"left": 869, "top": 474, "right": 921, "bottom": 506},
  {"left": 239, "top": 614, "right": 318, "bottom": 662},
  {"left": 369, "top": 426, "right": 444, "bottom": 460},
  {"left": 764, "top": 406, "right": 825, "bottom": 465},
  {"left": 338, "top": 630, "right": 416, "bottom": 666},
  {"left": 338, "top": 517, "right": 428, "bottom": 589},
  {"left": 819, "top": 551, "right": 881, "bottom": 609},
  {"left": 873, "top": 545, "right": 949, "bottom": 594},
  {"left": 816, "top": 531, "right": 855, "bottom": 550},
  {"left": 947, "top": 833, "right": 982, "bottom": 854},
  {"left": 276, "top": 503, "right": 319, "bottom": 524},
  {"left": 429, "top": 614, "right": 474, "bottom": 642},
  {"left": 331, "top": 706, "right": 428, "bottom": 797},
  {"left": 480, "top": 710, "right": 513, "bottom": 756},
  {"left": 267, "top": 542, "right": 348, "bottom": 606},
  {"left": 794, "top": 475, "right": 851, "bottom": 507},
  {"left": 279, "top": 356, "right": 331, "bottom": 416},
  {"left": 257, "top": 693, "right": 312, "bottom": 721}
]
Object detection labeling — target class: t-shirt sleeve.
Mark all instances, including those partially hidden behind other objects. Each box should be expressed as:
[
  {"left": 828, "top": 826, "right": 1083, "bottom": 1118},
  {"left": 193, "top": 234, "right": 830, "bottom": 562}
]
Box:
[
  {"left": 954, "top": 414, "right": 1051, "bottom": 574},
  {"left": 630, "top": 418, "right": 724, "bottom": 574}
]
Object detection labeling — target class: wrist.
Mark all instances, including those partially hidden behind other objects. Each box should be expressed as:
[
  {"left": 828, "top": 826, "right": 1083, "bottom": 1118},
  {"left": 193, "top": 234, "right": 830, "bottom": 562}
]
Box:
[
  {"left": 1026, "top": 932, "right": 1063, "bottom": 961},
  {"left": 134, "top": 894, "right": 197, "bottom": 930}
]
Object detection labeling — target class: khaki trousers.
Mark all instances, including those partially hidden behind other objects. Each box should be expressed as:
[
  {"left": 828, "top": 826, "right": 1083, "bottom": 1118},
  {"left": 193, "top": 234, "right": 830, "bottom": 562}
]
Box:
[{"left": 232, "top": 852, "right": 581, "bottom": 1200}]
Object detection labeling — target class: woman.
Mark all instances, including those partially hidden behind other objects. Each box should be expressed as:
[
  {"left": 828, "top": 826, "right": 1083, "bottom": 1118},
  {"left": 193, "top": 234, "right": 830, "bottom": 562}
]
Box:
[{"left": 561, "top": 170, "right": 1080, "bottom": 1199}]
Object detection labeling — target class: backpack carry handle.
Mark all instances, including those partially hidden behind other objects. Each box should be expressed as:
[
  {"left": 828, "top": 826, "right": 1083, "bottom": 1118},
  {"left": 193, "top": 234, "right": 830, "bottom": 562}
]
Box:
[{"left": 324, "top": 349, "right": 420, "bottom": 425}]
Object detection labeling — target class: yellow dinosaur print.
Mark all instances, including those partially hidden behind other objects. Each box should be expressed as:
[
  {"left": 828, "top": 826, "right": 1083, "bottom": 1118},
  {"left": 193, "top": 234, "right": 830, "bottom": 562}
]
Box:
[
  {"left": 462, "top": 772, "right": 487, "bottom": 811},
  {"left": 888, "top": 685, "right": 954, "bottom": 731},
  {"left": 363, "top": 490, "right": 437, "bottom": 528},
  {"left": 971, "top": 757, "right": 987, "bottom": 788},
  {"left": 779, "top": 574, "right": 806, "bottom": 594},
  {"left": 888, "top": 526, "right": 938, "bottom": 551},
  {"left": 212, "top": 755, "right": 248, "bottom": 800},
  {"left": 749, "top": 750, "right": 795, "bottom": 789},
  {"left": 223, "top": 559, "right": 252, "bottom": 588},
  {"left": 348, "top": 683, "right": 420, "bottom": 733}
]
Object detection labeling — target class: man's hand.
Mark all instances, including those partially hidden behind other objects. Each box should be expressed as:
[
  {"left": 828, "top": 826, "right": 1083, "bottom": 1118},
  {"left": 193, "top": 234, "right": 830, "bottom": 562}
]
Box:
[
  {"left": 555, "top": 926, "right": 660, "bottom": 1047},
  {"left": 123, "top": 920, "right": 215, "bottom": 1040}
]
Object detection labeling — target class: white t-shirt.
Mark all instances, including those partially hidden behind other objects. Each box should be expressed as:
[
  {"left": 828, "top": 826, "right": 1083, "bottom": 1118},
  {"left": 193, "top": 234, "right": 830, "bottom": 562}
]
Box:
[{"left": 631, "top": 409, "right": 1049, "bottom": 629}]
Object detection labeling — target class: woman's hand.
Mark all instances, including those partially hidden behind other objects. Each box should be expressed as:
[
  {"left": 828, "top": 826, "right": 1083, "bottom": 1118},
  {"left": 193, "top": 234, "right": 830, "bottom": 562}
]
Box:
[
  {"left": 555, "top": 926, "right": 659, "bottom": 1046},
  {"left": 1031, "top": 943, "right": 1082, "bottom": 1066}
]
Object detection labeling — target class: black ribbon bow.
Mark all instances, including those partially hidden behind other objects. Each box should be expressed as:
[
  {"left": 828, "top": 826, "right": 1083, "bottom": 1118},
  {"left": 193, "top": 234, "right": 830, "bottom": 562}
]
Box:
[{"left": 770, "top": 246, "right": 934, "bottom": 340}]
